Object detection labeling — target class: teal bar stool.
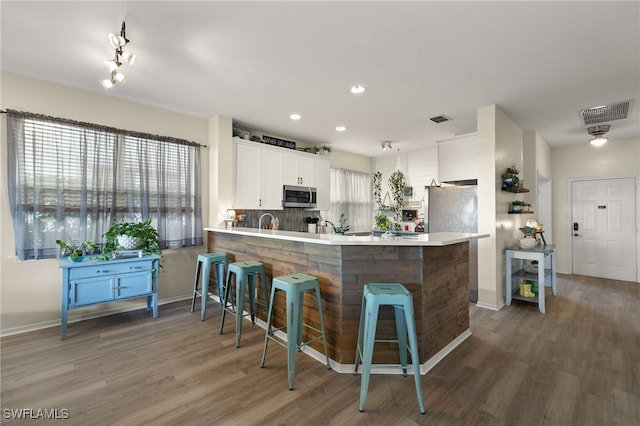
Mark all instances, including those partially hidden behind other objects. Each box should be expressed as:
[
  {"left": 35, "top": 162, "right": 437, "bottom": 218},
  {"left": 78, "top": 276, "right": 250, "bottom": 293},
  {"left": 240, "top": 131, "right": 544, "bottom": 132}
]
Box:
[
  {"left": 354, "top": 283, "right": 425, "bottom": 414},
  {"left": 190, "top": 253, "right": 227, "bottom": 321},
  {"left": 220, "top": 260, "right": 268, "bottom": 348},
  {"left": 260, "top": 273, "right": 331, "bottom": 390}
]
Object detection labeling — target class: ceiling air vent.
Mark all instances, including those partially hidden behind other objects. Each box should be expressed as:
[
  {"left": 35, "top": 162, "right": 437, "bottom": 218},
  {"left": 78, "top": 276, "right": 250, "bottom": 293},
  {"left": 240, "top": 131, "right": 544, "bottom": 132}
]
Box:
[
  {"left": 578, "top": 100, "right": 633, "bottom": 125},
  {"left": 429, "top": 114, "right": 451, "bottom": 124}
]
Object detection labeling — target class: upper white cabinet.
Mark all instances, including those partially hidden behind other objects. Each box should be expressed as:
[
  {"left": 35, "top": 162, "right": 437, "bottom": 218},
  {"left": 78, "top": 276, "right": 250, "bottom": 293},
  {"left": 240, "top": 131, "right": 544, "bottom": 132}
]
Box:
[
  {"left": 234, "top": 139, "right": 283, "bottom": 209},
  {"left": 283, "top": 152, "right": 314, "bottom": 186},
  {"left": 233, "top": 138, "right": 330, "bottom": 211},
  {"left": 437, "top": 133, "right": 478, "bottom": 183}
]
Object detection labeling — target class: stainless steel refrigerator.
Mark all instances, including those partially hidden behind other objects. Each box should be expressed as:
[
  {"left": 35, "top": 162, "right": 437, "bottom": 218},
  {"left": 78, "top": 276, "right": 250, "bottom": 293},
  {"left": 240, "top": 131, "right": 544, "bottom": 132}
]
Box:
[{"left": 424, "top": 184, "right": 478, "bottom": 302}]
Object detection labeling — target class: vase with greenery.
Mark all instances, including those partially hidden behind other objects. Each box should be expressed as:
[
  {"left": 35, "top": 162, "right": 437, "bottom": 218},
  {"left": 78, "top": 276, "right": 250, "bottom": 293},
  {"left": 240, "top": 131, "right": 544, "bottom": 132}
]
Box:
[
  {"left": 388, "top": 170, "right": 406, "bottom": 229},
  {"left": 511, "top": 200, "right": 524, "bottom": 212},
  {"left": 502, "top": 164, "right": 520, "bottom": 188},
  {"left": 102, "top": 218, "right": 161, "bottom": 259},
  {"left": 56, "top": 239, "right": 99, "bottom": 262},
  {"left": 374, "top": 214, "right": 389, "bottom": 231},
  {"left": 326, "top": 214, "right": 350, "bottom": 234}
]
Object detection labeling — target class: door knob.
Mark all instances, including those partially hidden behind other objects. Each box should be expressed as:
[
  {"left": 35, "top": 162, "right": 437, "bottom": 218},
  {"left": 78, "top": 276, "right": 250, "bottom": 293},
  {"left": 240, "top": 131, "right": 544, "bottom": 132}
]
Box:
[{"left": 573, "top": 233, "right": 581, "bottom": 237}]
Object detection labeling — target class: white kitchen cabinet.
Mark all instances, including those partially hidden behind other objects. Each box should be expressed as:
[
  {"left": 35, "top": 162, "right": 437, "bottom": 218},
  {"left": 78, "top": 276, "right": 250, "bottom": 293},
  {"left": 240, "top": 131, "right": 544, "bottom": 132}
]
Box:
[
  {"left": 313, "top": 157, "right": 330, "bottom": 211},
  {"left": 283, "top": 152, "right": 314, "bottom": 186},
  {"left": 234, "top": 139, "right": 283, "bottom": 209}
]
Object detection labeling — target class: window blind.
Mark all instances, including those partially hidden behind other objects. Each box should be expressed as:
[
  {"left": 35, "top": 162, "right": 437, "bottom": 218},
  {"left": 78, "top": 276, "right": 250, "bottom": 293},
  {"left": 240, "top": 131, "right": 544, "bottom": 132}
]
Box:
[{"left": 6, "top": 109, "right": 203, "bottom": 260}]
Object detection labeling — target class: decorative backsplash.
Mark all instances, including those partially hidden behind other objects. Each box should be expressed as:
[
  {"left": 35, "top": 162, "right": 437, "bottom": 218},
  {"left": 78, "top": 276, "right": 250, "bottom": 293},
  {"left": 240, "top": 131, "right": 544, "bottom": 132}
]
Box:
[{"left": 234, "top": 208, "right": 324, "bottom": 233}]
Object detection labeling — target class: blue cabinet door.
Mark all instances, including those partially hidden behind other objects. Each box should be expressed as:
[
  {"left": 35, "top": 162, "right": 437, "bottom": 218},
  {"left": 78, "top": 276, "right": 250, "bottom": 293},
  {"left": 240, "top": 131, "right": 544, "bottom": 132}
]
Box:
[
  {"left": 116, "top": 271, "right": 153, "bottom": 299},
  {"left": 71, "top": 276, "right": 114, "bottom": 306}
]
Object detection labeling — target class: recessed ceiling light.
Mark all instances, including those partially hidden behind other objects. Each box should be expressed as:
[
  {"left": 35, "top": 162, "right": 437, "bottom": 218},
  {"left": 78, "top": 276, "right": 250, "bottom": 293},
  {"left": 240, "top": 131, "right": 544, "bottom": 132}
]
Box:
[
  {"left": 350, "top": 85, "right": 366, "bottom": 94},
  {"left": 290, "top": 113, "right": 301, "bottom": 120},
  {"left": 335, "top": 126, "right": 346, "bottom": 132}
]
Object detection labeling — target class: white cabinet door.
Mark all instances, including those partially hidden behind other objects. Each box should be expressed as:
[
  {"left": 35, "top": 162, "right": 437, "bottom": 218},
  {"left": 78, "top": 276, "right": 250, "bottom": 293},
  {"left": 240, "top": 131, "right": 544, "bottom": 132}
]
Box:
[
  {"left": 235, "top": 142, "right": 261, "bottom": 208},
  {"left": 313, "top": 157, "right": 330, "bottom": 211},
  {"left": 260, "top": 148, "right": 283, "bottom": 209},
  {"left": 234, "top": 140, "right": 283, "bottom": 209},
  {"left": 283, "top": 153, "right": 314, "bottom": 186},
  {"left": 298, "top": 156, "right": 314, "bottom": 186}
]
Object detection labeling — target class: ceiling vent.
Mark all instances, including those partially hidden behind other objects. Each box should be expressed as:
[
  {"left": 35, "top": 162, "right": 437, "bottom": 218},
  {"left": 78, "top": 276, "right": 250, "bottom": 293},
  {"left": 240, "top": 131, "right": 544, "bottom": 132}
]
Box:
[
  {"left": 429, "top": 114, "right": 451, "bottom": 124},
  {"left": 578, "top": 100, "right": 632, "bottom": 125}
]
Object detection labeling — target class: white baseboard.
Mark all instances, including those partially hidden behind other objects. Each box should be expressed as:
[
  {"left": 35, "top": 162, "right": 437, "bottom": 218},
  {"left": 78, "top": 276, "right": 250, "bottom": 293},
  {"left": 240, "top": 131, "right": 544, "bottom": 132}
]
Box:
[
  {"left": 297, "top": 328, "right": 472, "bottom": 376},
  {"left": 475, "top": 300, "right": 503, "bottom": 311},
  {"left": 0, "top": 294, "right": 192, "bottom": 338}
]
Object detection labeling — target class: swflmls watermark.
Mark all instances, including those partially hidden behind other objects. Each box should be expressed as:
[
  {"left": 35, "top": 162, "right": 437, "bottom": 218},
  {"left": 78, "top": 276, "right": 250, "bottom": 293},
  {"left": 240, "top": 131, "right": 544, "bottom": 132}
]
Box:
[{"left": 3, "top": 408, "right": 69, "bottom": 420}]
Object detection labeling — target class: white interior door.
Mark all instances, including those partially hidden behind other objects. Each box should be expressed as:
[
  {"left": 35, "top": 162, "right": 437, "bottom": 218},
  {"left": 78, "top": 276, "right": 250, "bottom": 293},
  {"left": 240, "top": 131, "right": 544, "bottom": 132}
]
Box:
[{"left": 571, "top": 178, "right": 636, "bottom": 282}]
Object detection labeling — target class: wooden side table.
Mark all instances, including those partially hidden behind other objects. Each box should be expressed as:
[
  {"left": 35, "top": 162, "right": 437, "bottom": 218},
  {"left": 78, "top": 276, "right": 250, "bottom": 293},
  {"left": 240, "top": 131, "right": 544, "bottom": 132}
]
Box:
[{"left": 505, "top": 245, "right": 556, "bottom": 313}]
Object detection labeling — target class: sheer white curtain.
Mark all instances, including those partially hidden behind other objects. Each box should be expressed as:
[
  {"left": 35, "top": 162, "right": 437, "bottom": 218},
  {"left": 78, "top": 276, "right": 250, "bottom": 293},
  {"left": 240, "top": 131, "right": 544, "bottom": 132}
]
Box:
[
  {"left": 323, "top": 168, "right": 372, "bottom": 232},
  {"left": 6, "top": 110, "right": 202, "bottom": 260}
]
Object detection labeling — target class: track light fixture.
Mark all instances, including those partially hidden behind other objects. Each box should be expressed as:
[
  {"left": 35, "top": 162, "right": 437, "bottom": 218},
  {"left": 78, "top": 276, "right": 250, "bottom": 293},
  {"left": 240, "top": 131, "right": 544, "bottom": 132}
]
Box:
[
  {"left": 101, "top": 21, "right": 136, "bottom": 89},
  {"left": 587, "top": 124, "right": 610, "bottom": 147},
  {"left": 381, "top": 141, "right": 392, "bottom": 151}
]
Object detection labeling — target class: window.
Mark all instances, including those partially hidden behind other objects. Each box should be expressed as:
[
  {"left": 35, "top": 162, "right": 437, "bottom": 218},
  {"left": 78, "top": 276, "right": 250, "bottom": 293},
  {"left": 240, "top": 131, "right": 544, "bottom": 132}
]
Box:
[
  {"left": 6, "top": 110, "right": 203, "bottom": 260},
  {"left": 324, "top": 168, "right": 372, "bottom": 231}
]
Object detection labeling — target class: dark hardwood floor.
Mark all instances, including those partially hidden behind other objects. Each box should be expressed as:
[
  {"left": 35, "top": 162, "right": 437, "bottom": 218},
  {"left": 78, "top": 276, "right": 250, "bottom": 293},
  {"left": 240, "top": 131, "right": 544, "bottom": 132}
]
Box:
[{"left": 1, "top": 274, "right": 638, "bottom": 425}]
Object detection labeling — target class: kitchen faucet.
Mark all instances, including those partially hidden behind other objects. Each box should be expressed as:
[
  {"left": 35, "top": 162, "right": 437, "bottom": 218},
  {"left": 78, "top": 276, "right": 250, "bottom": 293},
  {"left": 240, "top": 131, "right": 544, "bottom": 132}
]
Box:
[{"left": 259, "top": 213, "right": 275, "bottom": 230}]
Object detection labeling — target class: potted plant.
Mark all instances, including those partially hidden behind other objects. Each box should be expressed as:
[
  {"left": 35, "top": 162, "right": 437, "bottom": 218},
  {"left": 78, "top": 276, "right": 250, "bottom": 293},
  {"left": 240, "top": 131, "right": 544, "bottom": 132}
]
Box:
[
  {"left": 326, "top": 214, "right": 350, "bottom": 235},
  {"left": 56, "top": 239, "right": 99, "bottom": 262},
  {"left": 511, "top": 200, "right": 524, "bottom": 212},
  {"left": 102, "top": 218, "right": 161, "bottom": 259},
  {"left": 316, "top": 145, "right": 332, "bottom": 156},
  {"left": 374, "top": 214, "right": 389, "bottom": 231},
  {"left": 502, "top": 164, "right": 520, "bottom": 188},
  {"left": 388, "top": 170, "right": 406, "bottom": 229}
]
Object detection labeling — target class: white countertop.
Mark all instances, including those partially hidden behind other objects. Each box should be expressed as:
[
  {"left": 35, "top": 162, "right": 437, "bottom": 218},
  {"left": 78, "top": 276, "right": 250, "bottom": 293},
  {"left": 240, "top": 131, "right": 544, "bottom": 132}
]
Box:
[{"left": 205, "top": 227, "right": 489, "bottom": 246}]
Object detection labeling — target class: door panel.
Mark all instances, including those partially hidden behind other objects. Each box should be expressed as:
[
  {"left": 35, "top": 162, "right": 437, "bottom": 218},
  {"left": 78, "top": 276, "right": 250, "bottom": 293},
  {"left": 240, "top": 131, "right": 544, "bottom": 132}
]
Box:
[{"left": 572, "top": 178, "right": 636, "bottom": 282}]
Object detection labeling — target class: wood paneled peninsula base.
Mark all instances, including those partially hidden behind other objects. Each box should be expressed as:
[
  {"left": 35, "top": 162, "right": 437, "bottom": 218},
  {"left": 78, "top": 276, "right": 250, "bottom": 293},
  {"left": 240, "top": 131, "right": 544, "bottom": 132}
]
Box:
[{"left": 206, "top": 228, "right": 487, "bottom": 374}]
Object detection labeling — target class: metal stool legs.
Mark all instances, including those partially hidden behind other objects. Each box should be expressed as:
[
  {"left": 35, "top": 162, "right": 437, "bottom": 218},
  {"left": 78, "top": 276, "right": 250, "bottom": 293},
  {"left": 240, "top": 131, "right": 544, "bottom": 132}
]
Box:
[
  {"left": 354, "top": 283, "right": 425, "bottom": 414},
  {"left": 260, "top": 273, "right": 330, "bottom": 390},
  {"left": 190, "top": 253, "right": 226, "bottom": 321},
  {"left": 220, "top": 261, "right": 267, "bottom": 348}
]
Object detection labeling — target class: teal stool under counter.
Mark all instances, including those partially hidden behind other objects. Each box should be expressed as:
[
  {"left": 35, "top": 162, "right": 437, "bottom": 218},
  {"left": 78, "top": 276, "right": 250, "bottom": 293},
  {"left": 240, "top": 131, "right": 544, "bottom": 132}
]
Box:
[
  {"left": 260, "top": 273, "right": 331, "bottom": 390},
  {"left": 220, "top": 260, "right": 268, "bottom": 348},
  {"left": 354, "top": 283, "right": 425, "bottom": 414},
  {"left": 190, "top": 253, "right": 227, "bottom": 321}
]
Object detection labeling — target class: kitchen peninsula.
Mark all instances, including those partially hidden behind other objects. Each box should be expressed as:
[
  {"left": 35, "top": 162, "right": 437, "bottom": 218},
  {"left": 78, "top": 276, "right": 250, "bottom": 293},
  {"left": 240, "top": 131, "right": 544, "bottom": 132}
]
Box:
[{"left": 205, "top": 227, "right": 488, "bottom": 373}]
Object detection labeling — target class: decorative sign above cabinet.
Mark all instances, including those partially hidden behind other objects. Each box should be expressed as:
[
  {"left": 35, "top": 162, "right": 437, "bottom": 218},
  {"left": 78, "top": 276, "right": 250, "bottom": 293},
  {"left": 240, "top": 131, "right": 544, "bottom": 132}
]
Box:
[{"left": 263, "top": 135, "right": 296, "bottom": 150}]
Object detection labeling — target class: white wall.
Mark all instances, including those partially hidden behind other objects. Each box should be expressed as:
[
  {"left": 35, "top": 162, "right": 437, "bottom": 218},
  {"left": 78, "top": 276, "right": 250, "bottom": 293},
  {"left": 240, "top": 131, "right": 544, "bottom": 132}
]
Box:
[
  {"left": 0, "top": 72, "right": 209, "bottom": 334},
  {"left": 329, "top": 149, "right": 373, "bottom": 175},
  {"left": 550, "top": 137, "right": 640, "bottom": 276},
  {"left": 476, "top": 105, "right": 498, "bottom": 309}
]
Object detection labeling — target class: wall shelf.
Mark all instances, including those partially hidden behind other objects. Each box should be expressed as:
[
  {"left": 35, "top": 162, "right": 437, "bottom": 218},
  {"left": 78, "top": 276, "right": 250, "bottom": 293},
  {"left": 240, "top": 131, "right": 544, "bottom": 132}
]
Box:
[{"left": 502, "top": 187, "right": 530, "bottom": 193}]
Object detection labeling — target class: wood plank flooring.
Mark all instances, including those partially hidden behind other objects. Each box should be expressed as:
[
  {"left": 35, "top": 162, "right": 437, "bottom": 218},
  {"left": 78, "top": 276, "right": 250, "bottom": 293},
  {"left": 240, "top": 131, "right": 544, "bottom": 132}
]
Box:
[{"left": 1, "top": 273, "right": 638, "bottom": 425}]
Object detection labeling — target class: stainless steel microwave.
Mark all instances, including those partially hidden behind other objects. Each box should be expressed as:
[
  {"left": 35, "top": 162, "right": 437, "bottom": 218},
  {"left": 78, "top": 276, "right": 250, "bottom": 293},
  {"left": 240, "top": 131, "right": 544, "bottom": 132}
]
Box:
[{"left": 283, "top": 185, "right": 317, "bottom": 208}]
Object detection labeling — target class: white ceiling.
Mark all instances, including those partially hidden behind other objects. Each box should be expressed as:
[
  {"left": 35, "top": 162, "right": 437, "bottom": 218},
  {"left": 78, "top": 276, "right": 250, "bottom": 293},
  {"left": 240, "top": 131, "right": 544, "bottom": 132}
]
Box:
[{"left": 1, "top": 1, "right": 639, "bottom": 157}]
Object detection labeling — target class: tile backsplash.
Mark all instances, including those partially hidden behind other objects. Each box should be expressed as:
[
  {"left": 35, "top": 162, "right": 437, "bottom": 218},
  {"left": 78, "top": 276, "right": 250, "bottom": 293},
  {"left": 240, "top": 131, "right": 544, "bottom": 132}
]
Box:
[{"left": 234, "top": 208, "right": 324, "bottom": 233}]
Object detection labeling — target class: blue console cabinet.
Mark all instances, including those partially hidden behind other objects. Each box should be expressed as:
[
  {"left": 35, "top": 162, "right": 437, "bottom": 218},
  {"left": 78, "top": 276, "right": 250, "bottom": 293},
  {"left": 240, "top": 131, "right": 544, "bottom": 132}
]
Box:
[{"left": 59, "top": 254, "right": 160, "bottom": 339}]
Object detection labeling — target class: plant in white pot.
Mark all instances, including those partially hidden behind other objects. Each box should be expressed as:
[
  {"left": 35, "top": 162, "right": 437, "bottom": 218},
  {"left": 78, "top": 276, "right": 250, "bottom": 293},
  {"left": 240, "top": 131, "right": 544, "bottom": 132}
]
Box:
[{"left": 102, "top": 218, "right": 161, "bottom": 259}]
